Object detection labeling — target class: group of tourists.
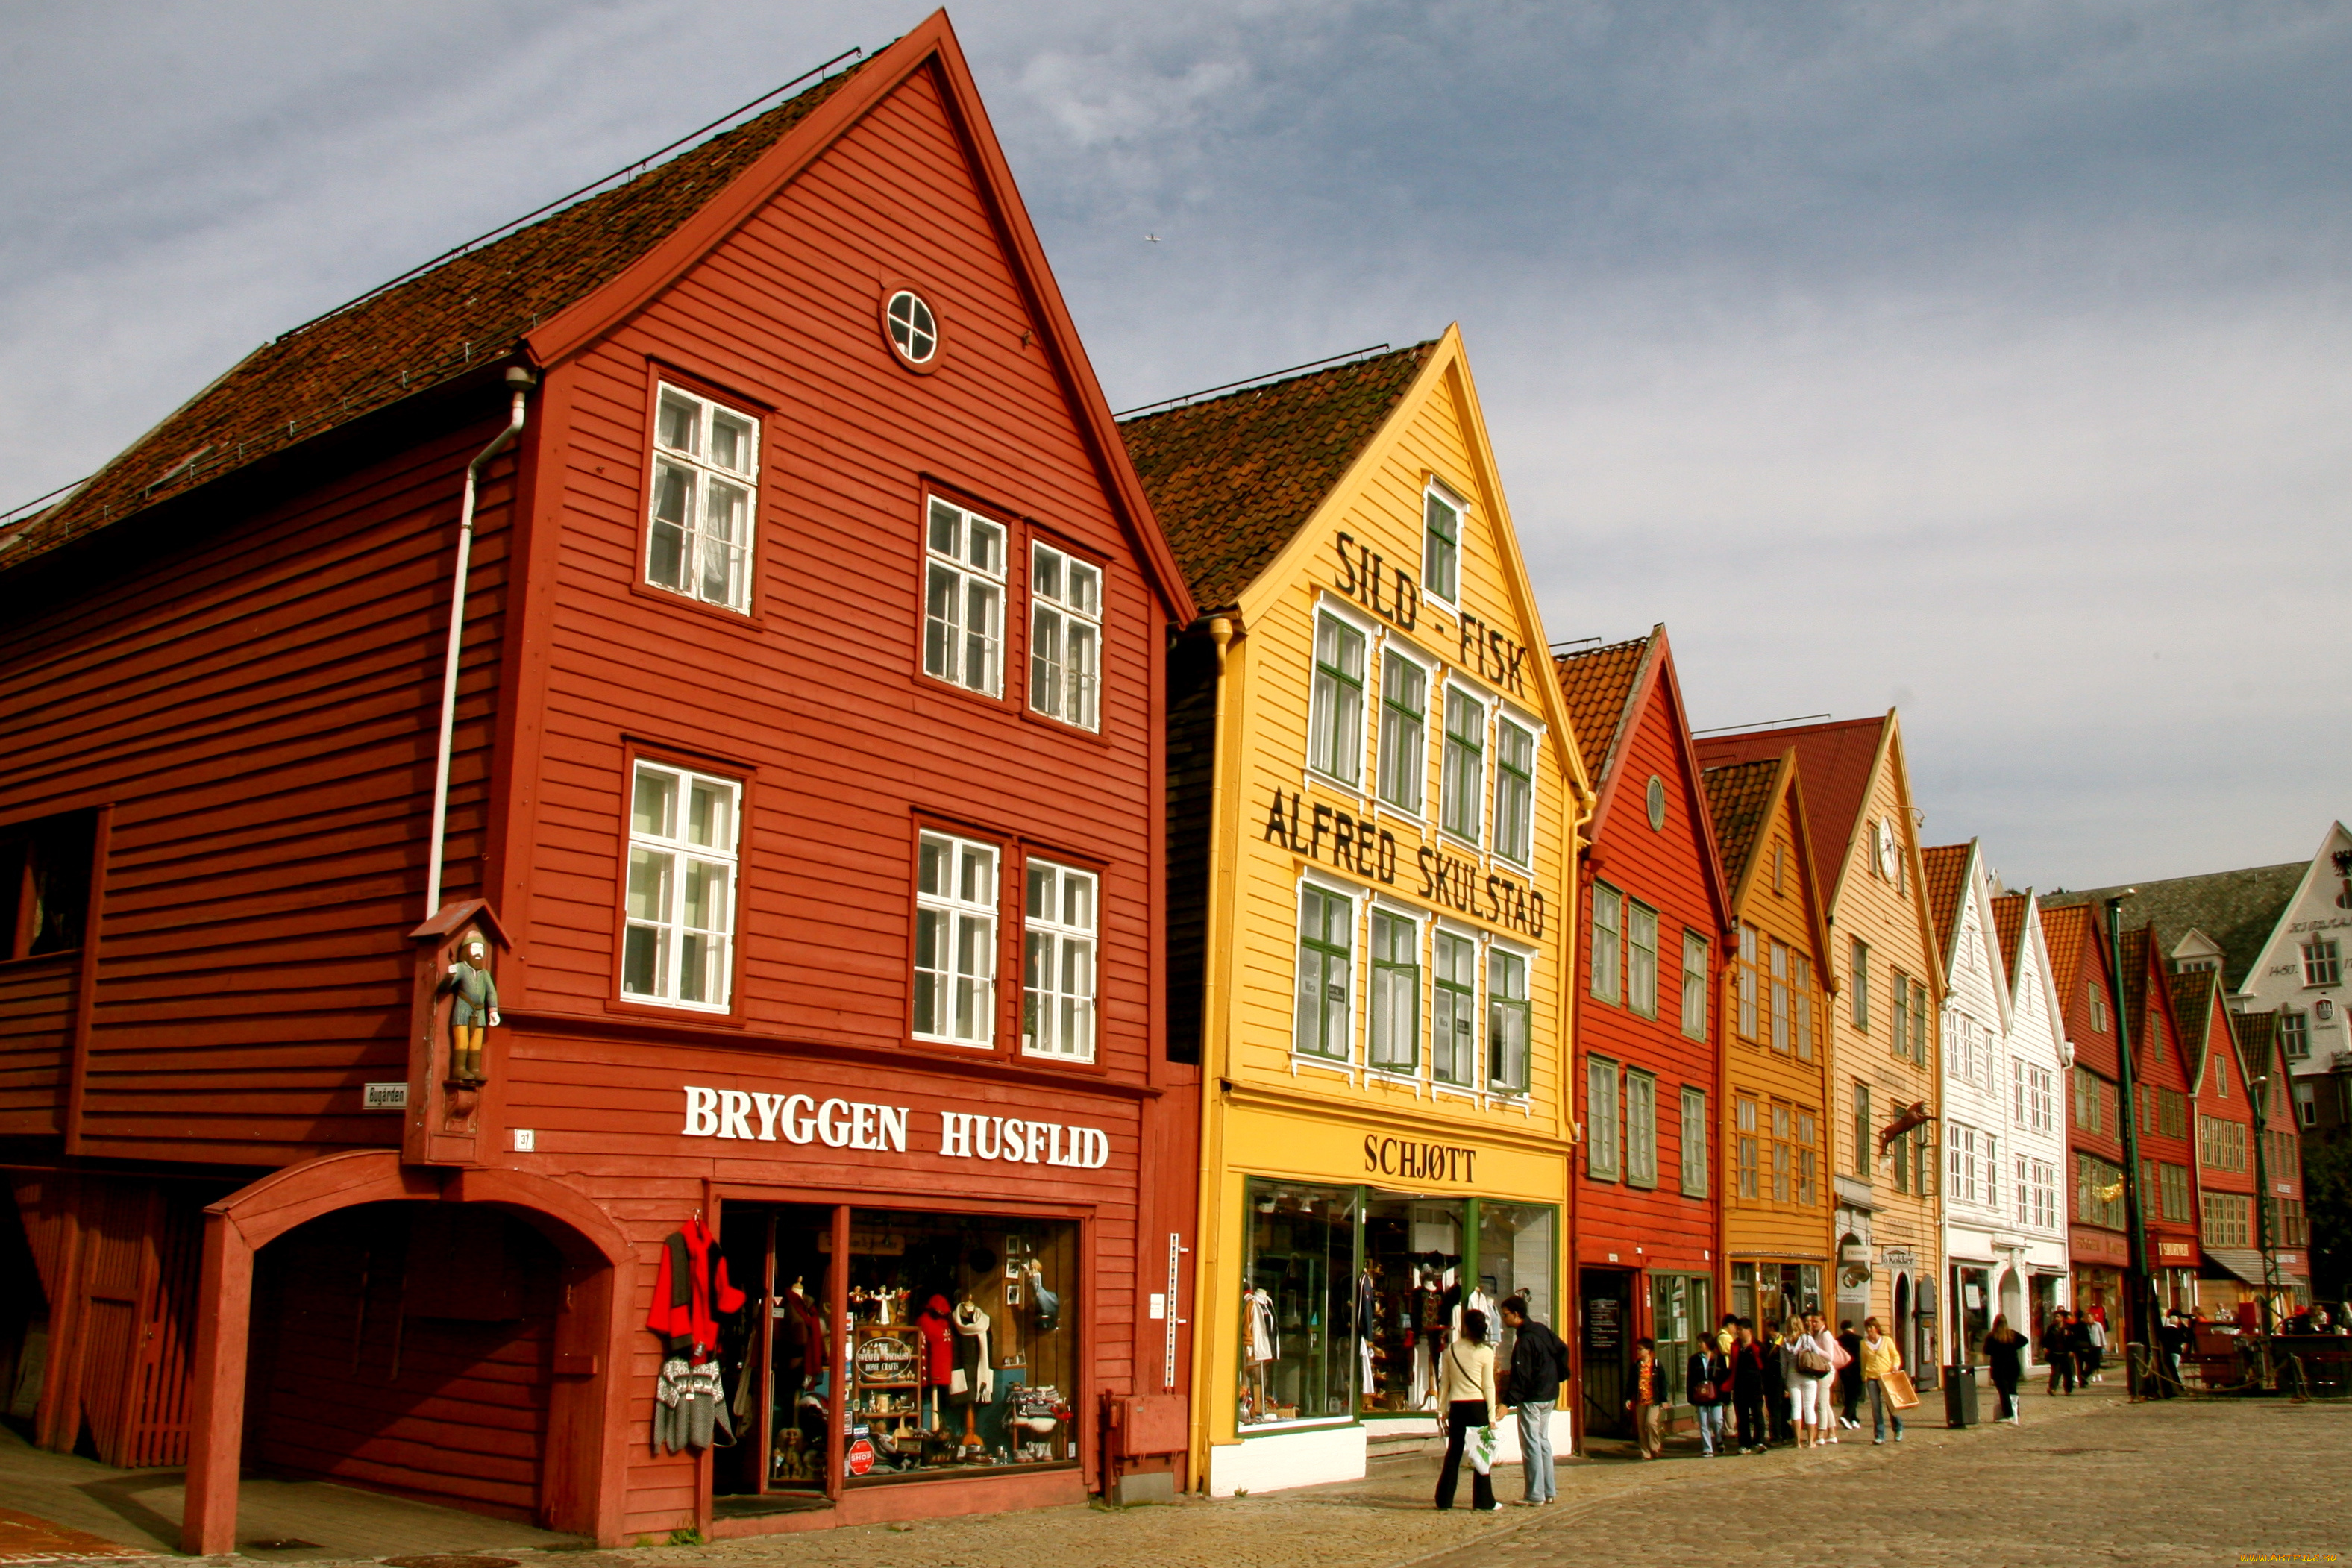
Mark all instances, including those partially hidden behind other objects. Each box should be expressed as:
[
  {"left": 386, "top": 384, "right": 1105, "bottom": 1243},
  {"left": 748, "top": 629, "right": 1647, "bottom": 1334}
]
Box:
[
  {"left": 2032, "top": 1305, "right": 2110, "bottom": 1396},
  {"left": 1666, "top": 1312, "right": 1914, "bottom": 1455}
]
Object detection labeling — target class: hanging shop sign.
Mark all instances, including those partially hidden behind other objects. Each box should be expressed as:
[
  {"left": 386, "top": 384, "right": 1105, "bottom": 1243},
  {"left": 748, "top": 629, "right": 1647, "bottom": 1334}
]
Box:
[{"left": 679, "top": 1085, "right": 1111, "bottom": 1168}]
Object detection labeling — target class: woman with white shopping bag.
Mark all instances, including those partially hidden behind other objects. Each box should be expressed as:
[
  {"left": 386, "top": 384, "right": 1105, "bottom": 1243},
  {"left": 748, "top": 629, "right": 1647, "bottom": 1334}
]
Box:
[{"left": 1435, "top": 1308, "right": 1500, "bottom": 1511}]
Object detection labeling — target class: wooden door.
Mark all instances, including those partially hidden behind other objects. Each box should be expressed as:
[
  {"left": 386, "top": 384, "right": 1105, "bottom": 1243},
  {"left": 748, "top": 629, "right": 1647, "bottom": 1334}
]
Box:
[{"left": 1579, "top": 1268, "right": 1633, "bottom": 1438}]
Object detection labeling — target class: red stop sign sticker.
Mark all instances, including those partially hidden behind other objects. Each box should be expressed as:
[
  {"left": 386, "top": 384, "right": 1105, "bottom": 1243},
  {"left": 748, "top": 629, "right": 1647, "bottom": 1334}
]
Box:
[{"left": 846, "top": 1436, "right": 875, "bottom": 1476}]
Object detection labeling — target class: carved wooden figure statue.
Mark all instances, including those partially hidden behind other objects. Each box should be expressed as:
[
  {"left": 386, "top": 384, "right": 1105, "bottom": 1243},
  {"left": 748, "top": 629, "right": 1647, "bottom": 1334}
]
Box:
[{"left": 437, "top": 929, "right": 500, "bottom": 1085}]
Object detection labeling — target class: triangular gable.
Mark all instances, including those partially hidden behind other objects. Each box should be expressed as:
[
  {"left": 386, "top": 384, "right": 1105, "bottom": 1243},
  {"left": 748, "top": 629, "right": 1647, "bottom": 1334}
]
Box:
[
  {"left": 2123, "top": 926, "right": 2191, "bottom": 1091},
  {"left": 1694, "top": 714, "right": 1886, "bottom": 914},
  {"left": 1921, "top": 841, "right": 1974, "bottom": 984},
  {"left": 2042, "top": 899, "right": 2121, "bottom": 1079},
  {"left": 1702, "top": 751, "right": 1834, "bottom": 976},
  {"left": 2010, "top": 892, "right": 2073, "bottom": 1069}
]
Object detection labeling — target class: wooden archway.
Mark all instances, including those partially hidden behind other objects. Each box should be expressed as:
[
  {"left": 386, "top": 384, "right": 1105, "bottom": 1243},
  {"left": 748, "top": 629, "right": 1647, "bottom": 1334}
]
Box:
[{"left": 181, "top": 1152, "right": 633, "bottom": 1552}]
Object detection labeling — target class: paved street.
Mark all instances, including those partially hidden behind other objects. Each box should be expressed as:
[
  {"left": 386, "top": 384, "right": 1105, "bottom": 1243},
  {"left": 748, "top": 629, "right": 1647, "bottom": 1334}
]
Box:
[{"left": 7, "top": 1384, "right": 2344, "bottom": 1567}]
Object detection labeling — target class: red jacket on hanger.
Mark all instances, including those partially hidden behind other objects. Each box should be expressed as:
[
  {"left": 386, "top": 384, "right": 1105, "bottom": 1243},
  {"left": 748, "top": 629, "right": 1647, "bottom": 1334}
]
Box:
[{"left": 647, "top": 1217, "right": 744, "bottom": 1358}]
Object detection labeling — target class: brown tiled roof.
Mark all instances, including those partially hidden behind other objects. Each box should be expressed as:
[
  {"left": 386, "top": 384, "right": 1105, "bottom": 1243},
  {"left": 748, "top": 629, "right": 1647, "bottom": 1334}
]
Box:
[
  {"left": 1990, "top": 891, "right": 2028, "bottom": 989},
  {"left": 2042, "top": 900, "right": 2119, "bottom": 1077},
  {"left": 1552, "top": 633, "right": 1650, "bottom": 784},
  {"left": 1, "top": 58, "right": 871, "bottom": 572},
  {"left": 1694, "top": 716, "right": 1888, "bottom": 908},
  {"left": 2042, "top": 861, "right": 2305, "bottom": 992},
  {"left": 1920, "top": 842, "right": 1972, "bottom": 970},
  {"left": 1117, "top": 343, "right": 1436, "bottom": 614},
  {"left": 2169, "top": 969, "right": 2218, "bottom": 1074},
  {"left": 1702, "top": 756, "right": 1782, "bottom": 894}
]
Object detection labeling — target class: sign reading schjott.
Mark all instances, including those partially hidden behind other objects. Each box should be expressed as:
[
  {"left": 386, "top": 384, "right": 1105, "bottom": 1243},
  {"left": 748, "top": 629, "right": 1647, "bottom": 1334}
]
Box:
[{"left": 680, "top": 1085, "right": 1110, "bottom": 1168}]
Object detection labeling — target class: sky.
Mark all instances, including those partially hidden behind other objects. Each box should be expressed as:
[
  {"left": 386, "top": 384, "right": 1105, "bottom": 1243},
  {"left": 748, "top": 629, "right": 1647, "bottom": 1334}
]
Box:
[{"left": 3, "top": 1, "right": 2345, "bottom": 890}]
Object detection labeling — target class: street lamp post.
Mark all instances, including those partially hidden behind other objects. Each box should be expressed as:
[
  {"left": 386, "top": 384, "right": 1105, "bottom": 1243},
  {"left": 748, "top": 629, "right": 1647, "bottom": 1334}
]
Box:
[
  {"left": 2107, "top": 895, "right": 2154, "bottom": 1399},
  {"left": 2251, "top": 1070, "right": 2281, "bottom": 1339}
]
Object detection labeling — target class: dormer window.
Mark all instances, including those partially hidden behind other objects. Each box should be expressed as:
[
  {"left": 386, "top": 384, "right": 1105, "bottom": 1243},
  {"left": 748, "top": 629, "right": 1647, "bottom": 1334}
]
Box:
[{"left": 1422, "top": 483, "right": 1462, "bottom": 606}]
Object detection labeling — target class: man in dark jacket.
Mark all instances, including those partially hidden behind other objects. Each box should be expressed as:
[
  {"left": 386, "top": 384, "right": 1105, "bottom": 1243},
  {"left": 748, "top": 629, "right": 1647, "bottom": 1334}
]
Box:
[{"left": 1499, "top": 1296, "right": 1567, "bottom": 1505}]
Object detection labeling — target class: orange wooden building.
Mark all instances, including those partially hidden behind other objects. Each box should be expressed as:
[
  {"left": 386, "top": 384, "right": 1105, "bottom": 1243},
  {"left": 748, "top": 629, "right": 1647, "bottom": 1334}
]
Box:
[{"left": 0, "top": 15, "right": 1199, "bottom": 1548}]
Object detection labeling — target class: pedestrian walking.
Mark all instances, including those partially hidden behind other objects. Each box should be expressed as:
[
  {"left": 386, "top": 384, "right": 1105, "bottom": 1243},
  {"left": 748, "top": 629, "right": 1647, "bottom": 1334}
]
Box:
[
  {"left": 1497, "top": 1294, "right": 1566, "bottom": 1505},
  {"left": 1763, "top": 1320, "right": 1793, "bottom": 1446},
  {"left": 1861, "top": 1315, "right": 1905, "bottom": 1443},
  {"left": 1689, "top": 1337, "right": 1731, "bottom": 1458},
  {"left": 1783, "top": 1313, "right": 1832, "bottom": 1448},
  {"left": 1627, "top": 1337, "right": 1666, "bottom": 1460},
  {"left": 1434, "top": 1308, "right": 1499, "bottom": 1511},
  {"left": 2042, "top": 1307, "right": 2077, "bottom": 1396},
  {"left": 2082, "top": 1308, "right": 2107, "bottom": 1384},
  {"left": 1836, "top": 1320, "right": 1865, "bottom": 1431},
  {"left": 1985, "top": 1314, "right": 2025, "bottom": 1423},
  {"left": 1728, "top": 1320, "right": 1769, "bottom": 1453},
  {"left": 1806, "top": 1312, "right": 1844, "bottom": 1444}
]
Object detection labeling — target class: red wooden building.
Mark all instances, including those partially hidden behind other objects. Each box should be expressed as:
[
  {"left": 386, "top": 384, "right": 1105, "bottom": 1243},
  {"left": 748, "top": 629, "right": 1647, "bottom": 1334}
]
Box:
[
  {"left": 2119, "top": 929, "right": 2201, "bottom": 1311},
  {"left": 2039, "top": 902, "right": 2130, "bottom": 1323},
  {"left": 2176, "top": 970, "right": 2265, "bottom": 1315},
  {"left": 1552, "top": 630, "right": 1731, "bottom": 1439},
  {"left": 0, "top": 14, "right": 1198, "bottom": 1549}
]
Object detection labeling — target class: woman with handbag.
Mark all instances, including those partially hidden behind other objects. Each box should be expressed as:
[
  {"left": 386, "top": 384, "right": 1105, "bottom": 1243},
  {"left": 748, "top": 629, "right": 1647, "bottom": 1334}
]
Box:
[
  {"left": 1434, "top": 1308, "right": 1499, "bottom": 1511},
  {"left": 1861, "top": 1315, "right": 1906, "bottom": 1444},
  {"left": 1688, "top": 1338, "right": 1731, "bottom": 1457},
  {"left": 1799, "top": 1311, "right": 1841, "bottom": 1446}
]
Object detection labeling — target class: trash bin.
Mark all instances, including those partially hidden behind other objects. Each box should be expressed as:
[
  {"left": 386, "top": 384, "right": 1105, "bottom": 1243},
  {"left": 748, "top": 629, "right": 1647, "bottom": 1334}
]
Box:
[{"left": 1943, "top": 1367, "right": 1978, "bottom": 1428}]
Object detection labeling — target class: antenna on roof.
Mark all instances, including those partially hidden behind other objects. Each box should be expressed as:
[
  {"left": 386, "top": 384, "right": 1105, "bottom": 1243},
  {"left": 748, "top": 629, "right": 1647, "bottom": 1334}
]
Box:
[
  {"left": 1690, "top": 712, "right": 1833, "bottom": 736},
  {"left": 0, "top": 474, "right": 90, "bottom": 531},
  {"left": 1549, "top": 636, "right": 1603, "bottom": 653},
  {"left": 1113, "top": 344, "right": 1393, "bottom": 418},
  {"left": 276, "top": 47, "right": 866, "bottom": 341}
]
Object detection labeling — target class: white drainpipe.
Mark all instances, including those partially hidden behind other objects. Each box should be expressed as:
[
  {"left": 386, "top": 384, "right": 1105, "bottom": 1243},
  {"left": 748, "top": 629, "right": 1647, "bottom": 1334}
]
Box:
[{"left": 426, "top": 366, "right": 535, "bottom": 919}]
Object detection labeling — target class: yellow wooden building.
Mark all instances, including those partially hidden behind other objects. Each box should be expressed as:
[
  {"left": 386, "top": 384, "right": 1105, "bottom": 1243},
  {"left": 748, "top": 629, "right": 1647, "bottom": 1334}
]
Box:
[
  {"left": 1123, "top": 330, "right": 1591, "bottom": 1493},
  {"left": 1699, "top": 715, "right": 1945, "bottom": 1373},
  {"left": 1700, "top": 751, "right": 1837, "bottom": 1328}
]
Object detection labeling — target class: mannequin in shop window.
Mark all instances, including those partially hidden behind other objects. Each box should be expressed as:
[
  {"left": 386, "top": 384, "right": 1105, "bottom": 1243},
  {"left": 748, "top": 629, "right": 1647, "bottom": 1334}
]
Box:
[
  {"left": 950, "top": 1297, "right": 994, "bottom": 1455},
  {"left": 916, "top": 1294, "right": 955, "bottom": 1435},
  {"left": 1244, "top": 1285, "right": 1277, "bottom": 1420}
]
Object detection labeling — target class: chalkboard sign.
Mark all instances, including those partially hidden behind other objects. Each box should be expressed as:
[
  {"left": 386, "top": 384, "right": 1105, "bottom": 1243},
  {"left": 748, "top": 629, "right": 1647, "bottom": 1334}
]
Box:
[{"left": 1585, "top": 1295, "right": 1622, "bottom": 1352}]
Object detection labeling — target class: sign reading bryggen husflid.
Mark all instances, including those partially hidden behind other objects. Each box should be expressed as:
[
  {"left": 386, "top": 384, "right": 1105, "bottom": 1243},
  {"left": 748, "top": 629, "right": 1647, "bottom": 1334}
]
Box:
[{"left": 1125, "top": 330, "right": 1592, "bottom": 1496}]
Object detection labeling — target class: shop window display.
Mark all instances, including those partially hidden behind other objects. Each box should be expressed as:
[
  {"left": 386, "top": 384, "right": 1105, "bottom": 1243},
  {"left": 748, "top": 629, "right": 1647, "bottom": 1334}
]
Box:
[
  {"left": 1242, "top": 1182, "right": 1358, "bottom": 1425},
  {"left": 1476, "top": 1202, "right": 1555, "bottom": 1382},
  {"left": 1360, "top": 1198, "right": 1469, "bottom": 1413}
]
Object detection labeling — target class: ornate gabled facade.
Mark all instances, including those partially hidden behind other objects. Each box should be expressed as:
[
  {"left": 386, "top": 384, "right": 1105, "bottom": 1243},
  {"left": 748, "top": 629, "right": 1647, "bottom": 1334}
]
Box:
[{"left": 1988, "top": 888, "right": 2075, "bottom": 1355}]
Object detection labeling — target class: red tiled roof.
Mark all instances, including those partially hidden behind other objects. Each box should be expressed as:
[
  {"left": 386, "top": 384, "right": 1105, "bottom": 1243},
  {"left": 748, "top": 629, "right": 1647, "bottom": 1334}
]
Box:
[
  {"left": 1552, "top": 633, "right": 1650, "bottom": 784},
  {"left": 1693, "top": 715, "right": 1887, "bottom": 908},
  {"left": 1702, "top": 756, "right": 1782, "bottom": 894},
  {"left": 1920, "top": 842, "right": 1972, "bottom": 972},
  {"left": 1990, "top": 891, "right": 2028, "bottom": 992},
  {"left": 1117, "top": 343, "right": 1436, "bottom": 614},
  {"left": 2039, "top": 900, "right": 2116, "bottom": 1076},
  {"left": 4, "top": 60, "right": 877, "bottom": 574}
]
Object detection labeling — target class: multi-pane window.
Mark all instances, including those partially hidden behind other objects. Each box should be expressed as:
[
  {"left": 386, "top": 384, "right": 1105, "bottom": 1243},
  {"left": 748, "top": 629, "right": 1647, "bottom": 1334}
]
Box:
[
  {"left": 1946, "top": 1010, "right": 1972, "bottom": 1082},
  {"left": 2305, "top": 938, "right": 2344, "bottom": 988},
  {"left": 1029, "top": 543, "right": 1101, "bottom": 730},
  {"left": 647, "top": 385, "right": 759, "bottom": 611},
  {"left": 1308, "top": 613, "right": 1367, "bottom": 785},
  {"left": 2015, "top": 1061, "right": 2056, "bottom": 1133},
  {"left": 2202, "top": 1192, "right": 2253, "bottom": 1248},
  {"left": 1737, "top": 923, "right": 1760, "bottom": 1040},
  {"left": 1793, "top": 953, "right": 1814, "bottom": 1060},
  {"left": 1591, "top": 885, "right": 1623, "bottom": 1004},
  {"left": 914, "top": 832, "right": 999, "bottom": 1045},
  {"left": 1769, "top": 941, "right": 1790, "bottom": 1052},
  {"left": 1626, "top": 1070, "right": 1659, "bottom": 1188},
  {"left": 1376, "top": 651, "right": 1427, "bottom": 812},
  {"left": 1948, "top": 1124, "right": 1991, "bottom": 1207},
  {"left": 923, "top": 498, "right": 1006, "bottom": 694},
  {"left": 1682, "top": 932, "right": 1710, "bottom": 1041},
  {"left": 1736, "top": 1097, "right": 1759, "bottom": 1199},
  {"left": 2198, "top": 1114, "right": 2249, "bottom": 1172},
  {"left": 2210, "top": 1050, "right": 2230, "bottom": 1098},
  {"left": 1488, "top": 948, "right": 1531, "bottom": 1094},
  {"left": 623, "top": 762, "right": 740, "bottom": 1009},
  {"left": 1681, "top": 1087, "right": 1709, "bottom": 1196},
  {"left": 2296, "top": 1079, "right": 2317, "bottom": 1126},
  {"left": 1431, "top": 930, "right": 1478, "bottom": 1085},
  {"left": 2021, "top": 1158, "right": 2059, "bottom": 1230},
  {"left": 2077, "top": 1154, "right": 2127, "bottom": 1229},
  {"left": 1891, "top": 972, "right": 1913, "bottom": 1061},
  {"left": 1770, "top": 1104, "right": 1792, "bottom": 1202},
  {"left": 1588, "top": 1058, "right": 1622, "bottom": 1179},
  {"left": 1853, "top": 1081, "right": 1872, "bottom": 1176},
  {"left": 2151, "top": 1161, "right": 2192, "bottom": 1223},
  {"left": 1367, "top": 910, "right": 1421, "bottom": 1073},
  {"left": 1795, "top": 1111, "right": 1818, "bottom": 1207},
  {"left": 1850, "top": 940, "right": 1872, "bottom": 1029},
  {"left": 2281, "top": 1011, "right": 2312, "bottom": 1059},
  {"left": 1440, "top": 687, "right": 1486, "bottom": 841},
  {"left": 1423, "top": 485, "right": 1461, "bottom": 603},
  {"left": 2160, "top": 1088, "right": 2189, "bottom": 1140},
  {"left": 1022, "top": 859, "right": 1097, "bottom": 1060},
  {"left": 1493, "top": 718, "right": 1535, "bottom": 865},
  {"left": 2089, "top": 983, "right": 2110, "bottom": 1032},
  {"left": 2072, "top": 1067, "right": 2103, "bottom": 1132},
  {"left": 1628, "top": 903, "right": 1659, "bottom": 1017},
  {"left": 1294, "top": 885, "right": 1354, "bottom": 1061}
]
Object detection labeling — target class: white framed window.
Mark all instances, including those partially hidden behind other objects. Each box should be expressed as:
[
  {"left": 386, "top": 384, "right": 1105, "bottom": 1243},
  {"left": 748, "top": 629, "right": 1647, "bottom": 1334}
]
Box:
[
  {"left": 886, "top": 289, "right": 938, "bottom": 365},
  {"left": 1492, "top": 715, "right": 1536, "bottom": 866},
  {"left": 2304, "top": 938, "right": 2342, "bottom": 988},
  {"left": 1029, "top": 542, "right": 1101, "bottom": 730},
  {"left": 622, "top": 761, "right": 740, "bottom": 1010},
  {"left": 1587, "top": 1057, "right": 1622, "bottom": 1179},
  {"left": 1849, "top": 938, "right": 1871, "bottom": 1030},
  {"left": 1308, "top": 612, "right": 1367, "bottom": 786},
  {"left": 1681, "top": 931, "right": 1710, "bottom": 1041},
  {"left": 647, "top": 384, "right": 759, "bottom": 612},
  {"left": 1367, "top": 908, "right": 1422, "bottom": 1074},
  {"left": 1022, "top": 859, "right": 1096, "bottom": 1060},
  {"left": 1440, "top": 686, "right": 1486, "bottom": 842},
  {"left": 1295, "top": 881, "right": 1355, "bottom": 1061},
  {"left": 1769, "top": 940, "right": 1790, "bottom": 1052},
  {"left": 923, "top": 498, "right": 1006, "bottom": 695},
  {"left": 1793, "top": 953, "right": 1815, "bottom": 1060},
  {"left": 1680, "top": 1086, "right": 1709, "bottom": 1195},
  {"left": 2282, "top": 1010, "right": 2311, "bottom": 1059},
  {"left": 1737, "top": 923, "right": 1760, "bottom": 1039},
  {"left": 1376, "top": 650, "right": 1429, "bottom": 813},
  {"left": 1626, "top": 1069, "right": 1658, "bottom": 1188},
  {"left": 1590, "top": 884, "right": 1622, "bottom": 1004},
  {"left": 915, "top": 831, "right": 999, "bottom": 1046},
  {"left": 1628, "top": 902, "right": 1659, "bottom": 1017},
  {"left": 1422, "top": 483, "right": 1461, "bottom": 606},
  {"left": 1487, "top": 945, "right": 1531, "bottom": 1095},
  {"left": 1432, "top": 929, "right": 1478, "bottom": 1085}
]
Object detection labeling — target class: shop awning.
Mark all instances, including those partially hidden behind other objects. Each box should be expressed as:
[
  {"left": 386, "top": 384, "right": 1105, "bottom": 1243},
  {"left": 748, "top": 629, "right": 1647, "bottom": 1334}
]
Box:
[{"left": 2201, "top": 1249, "right": 2309, "bottom": 1286}]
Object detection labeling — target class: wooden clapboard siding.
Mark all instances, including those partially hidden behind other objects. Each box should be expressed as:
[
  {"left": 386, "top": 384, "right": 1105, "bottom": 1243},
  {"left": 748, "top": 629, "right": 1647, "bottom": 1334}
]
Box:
[
  {"left": 0, "top": 414, "right": 518, "bottom": 1162},
  {"left": 0, "top": 956, "right": 73, "bottom": 1135}
]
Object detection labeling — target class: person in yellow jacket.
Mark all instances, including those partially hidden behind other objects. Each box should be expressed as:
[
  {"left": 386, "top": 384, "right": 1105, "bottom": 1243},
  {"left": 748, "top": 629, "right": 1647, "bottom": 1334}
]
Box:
[{"left": 1860, "top": 1316, "right": 1905, "bottom": 1445}]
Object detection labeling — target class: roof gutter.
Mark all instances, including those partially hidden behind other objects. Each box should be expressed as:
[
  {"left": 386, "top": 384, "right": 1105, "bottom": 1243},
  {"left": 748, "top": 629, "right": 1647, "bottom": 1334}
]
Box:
[{"left": 426, "top": 367, "right": 535, "bottom": 920}]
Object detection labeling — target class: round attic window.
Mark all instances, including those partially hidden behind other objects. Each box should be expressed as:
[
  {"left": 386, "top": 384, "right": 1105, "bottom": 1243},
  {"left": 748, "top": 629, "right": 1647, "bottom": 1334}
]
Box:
[
  {"left": 1646, "top": 775, "right": 1667, "bottom": 832},
  {"left": 885, "top": 289, "right": 938, "bottom": 366}
]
